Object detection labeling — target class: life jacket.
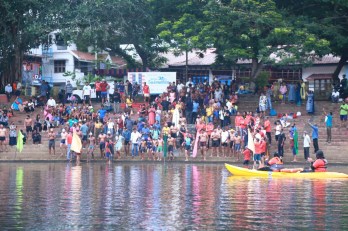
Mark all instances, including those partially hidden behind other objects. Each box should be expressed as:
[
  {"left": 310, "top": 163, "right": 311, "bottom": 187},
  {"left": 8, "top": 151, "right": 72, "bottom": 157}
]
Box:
[
  {"left": 313, "top": 159, "right": 327, "bottom": 172},
  {"left": 268, "top": 157, "right": 283, "bottom": 166}
]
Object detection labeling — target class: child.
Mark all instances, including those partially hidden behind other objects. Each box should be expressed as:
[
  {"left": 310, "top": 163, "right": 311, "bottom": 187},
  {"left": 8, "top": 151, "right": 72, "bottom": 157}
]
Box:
[
  {"left": 87, "top": 132, "right": 95, "bottom": 162},
  {"left": 140, "top": 138, "right": 147, "bottom": 160},
  {"left": 114, "top": 134, "right": 123, "bottom": 159},
  {"left": 243, "top": 147, "right": 252, "bottom": 168}
]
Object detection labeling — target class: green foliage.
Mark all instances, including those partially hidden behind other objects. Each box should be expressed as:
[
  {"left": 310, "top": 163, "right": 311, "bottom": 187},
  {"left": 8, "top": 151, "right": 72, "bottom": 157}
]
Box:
[{"left": 254, "top": 71, "right": 270, "bottom": 89}]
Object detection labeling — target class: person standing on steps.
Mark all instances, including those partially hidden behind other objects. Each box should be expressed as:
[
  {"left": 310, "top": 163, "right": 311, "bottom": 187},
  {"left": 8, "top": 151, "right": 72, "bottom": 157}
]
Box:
[
  {"left": 308, "top": 120, "right": 319, "bottom": 153},
  {"left": 277, "top": 129, "right": 286, "bottom": 157},
  {"left": 48, "top": 128, "right": 56, "bottom": 155},
  {"left": 339, "top": 101, "right": 348, "bottom": 128},
  {"left": 303, "top": 131, "right": 311, "bottom": 160},
  {"left": 323, "top": 109, "right": 333, "bottom": 143}
]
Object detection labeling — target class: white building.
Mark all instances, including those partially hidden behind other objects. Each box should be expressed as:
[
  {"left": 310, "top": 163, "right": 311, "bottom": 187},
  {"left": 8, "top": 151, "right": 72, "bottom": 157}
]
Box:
[{"left": 30, "top": 31, "right": 126, "bottom": 87}]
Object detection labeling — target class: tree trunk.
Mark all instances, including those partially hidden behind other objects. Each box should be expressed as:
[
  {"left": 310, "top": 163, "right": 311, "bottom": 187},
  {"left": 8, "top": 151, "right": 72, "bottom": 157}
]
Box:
[
  {"left": 332, "top": 55, "right": 348, "bottom": 86},
  {"left": 134, "top": 44, "right": 148, "bottom": 69},
  {"left": 251, "top": 58, "right": 263, "bottom": 79}
]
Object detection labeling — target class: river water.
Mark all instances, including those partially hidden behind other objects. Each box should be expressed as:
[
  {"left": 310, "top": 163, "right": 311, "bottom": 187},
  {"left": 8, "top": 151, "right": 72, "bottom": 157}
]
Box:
[{"left": 0, "top": 163, "right": 347, "bottom": 230}]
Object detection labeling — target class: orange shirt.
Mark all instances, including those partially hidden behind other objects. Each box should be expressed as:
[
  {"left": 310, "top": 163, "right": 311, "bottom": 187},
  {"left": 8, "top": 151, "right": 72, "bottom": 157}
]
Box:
[
  {"left": 143, "top": 85, "right": 150, "bottom": 94},
  {"left": 260, "top": 140, "right": 266, "bottom": 153},
  {"left": 235, "top": 116, "right": 241, "bottom": 127}
]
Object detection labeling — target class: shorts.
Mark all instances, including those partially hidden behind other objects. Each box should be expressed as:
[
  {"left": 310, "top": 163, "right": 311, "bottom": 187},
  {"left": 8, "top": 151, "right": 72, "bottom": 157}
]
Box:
[
  {"left": 234, "top": 143, "right": 241, "bottom": 151},
  {"left": 26, "top": 126, "right": 33, "bottom": 133},
  {"left": 253, "top": 154, "right": 261, "bottom": 161},
  {"left": 259, "top": 105, "right": 266, "bottom": 112},
  {"left": 0, "top": 136, "right": 5, "bottom": 141},
  {"left": 200, "top": 142, "right": 206, "bottom": 147},
  {"left": 49, "top": 140, "right": 55, "bottom": 148},
  {"left": 185, "top": 145, "right": 191, "bottom": 151},
  {"left": 340, "top": 115, "right": 347, "bottom": 121},
  {"left": 168, "top": 145, "right": 174, "bottom": 152},
  {"left": 140, "top": 147, "right": 147, "bottom": 153},
  {"left": 222, "top": 142, "right": 228, "bottom": 147},
  {"left": 212, "top": 140, "right": 219, "bottom": 147},
  {"left": 171, "top": 133, "right": 177, "bottom": 138},
  {"left": 99, "top": 142, "right": 105, "bottom": 150},
  {"left": 84, "top": 95, "right": 90, "bottom": 101},
  {"left": 60, "top": 139, "right": 66, "bottom": 144},
  {"left": 125, "top": 140, "right": 130, "bottom": 145},
  {"left": 157, "top": 146, "right": 163, "bottom": 152},
  {"left": 105, "top": 152, "right": 112, "bottom": 158},
  {"left": 144, "top": 93, "right": 150, "bottom": 97},
  {"left": 82, "top": 135, "right": 87, "bottom": 141},
  {"left": 243, "top": 160, "right": 250, "bottom": 165},
  {"left": 101, "top": 92, "right": 107, "bottom": 98},
  {"left": 89, "top": 145, "right": 94, "bottom": 150}
]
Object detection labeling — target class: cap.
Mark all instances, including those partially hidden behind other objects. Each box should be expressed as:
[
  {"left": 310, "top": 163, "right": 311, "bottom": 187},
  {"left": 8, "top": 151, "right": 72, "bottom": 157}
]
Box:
[{"left": 62, "top": 129, "right": 66, "bottom": 132}]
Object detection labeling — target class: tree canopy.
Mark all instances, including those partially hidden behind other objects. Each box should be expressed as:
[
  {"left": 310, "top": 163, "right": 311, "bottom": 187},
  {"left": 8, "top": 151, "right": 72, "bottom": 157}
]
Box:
[{"left": 0, "top": 0, "right": 347, "bottom": 85}]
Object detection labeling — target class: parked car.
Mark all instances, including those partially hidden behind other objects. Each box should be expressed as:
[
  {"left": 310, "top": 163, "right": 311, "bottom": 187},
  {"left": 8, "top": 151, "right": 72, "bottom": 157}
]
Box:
[{"left": 72, "top": 82, "right": 114, "bottom": 102}]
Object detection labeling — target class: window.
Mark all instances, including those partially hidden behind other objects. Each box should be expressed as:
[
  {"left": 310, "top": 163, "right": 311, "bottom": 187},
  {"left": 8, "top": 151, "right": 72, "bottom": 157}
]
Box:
[{"left": 54, "top": 60, "right": 66, "bottom": 73}]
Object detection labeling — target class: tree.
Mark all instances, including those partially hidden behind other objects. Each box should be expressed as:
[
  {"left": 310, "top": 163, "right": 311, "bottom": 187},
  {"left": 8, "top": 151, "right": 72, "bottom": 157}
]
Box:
[
  {"left": 202, "top": 0, "right": 330, "bottom": 79},
  {"left": 0, "top": 0, "right": 62, "bottom": 86},
  {"left": 276, "top": 0, "right": 348, "bottom": 84}
]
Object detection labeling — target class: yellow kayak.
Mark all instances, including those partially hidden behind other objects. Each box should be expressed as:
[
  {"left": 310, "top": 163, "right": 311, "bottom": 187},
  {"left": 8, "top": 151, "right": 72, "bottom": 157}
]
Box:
[{"left": 225, "top": 163, "right": 348, "bottom": 179}]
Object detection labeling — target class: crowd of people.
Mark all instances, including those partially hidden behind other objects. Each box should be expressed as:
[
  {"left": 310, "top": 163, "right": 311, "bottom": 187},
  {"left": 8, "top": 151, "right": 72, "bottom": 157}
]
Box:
[{"left": 2, "top": 75, "right": 345, "bottom": 171}]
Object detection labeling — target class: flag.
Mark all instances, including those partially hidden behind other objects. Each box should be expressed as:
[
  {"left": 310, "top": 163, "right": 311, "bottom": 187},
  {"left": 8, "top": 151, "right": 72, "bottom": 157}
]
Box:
[
  {"left": 71, "top": 132, "right": 82, "bottom": 153},
  {"left": 247, "top": 129, "right": 255, "bottom": 153},
  {"left": 17, "top": 131, "right": 24, "bottom": 153}
]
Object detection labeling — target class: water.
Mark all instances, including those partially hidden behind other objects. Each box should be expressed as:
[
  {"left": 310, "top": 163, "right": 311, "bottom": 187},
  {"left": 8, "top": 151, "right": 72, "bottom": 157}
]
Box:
[{"left": 0, "top": 163, "right": 348, "bottom": 230}]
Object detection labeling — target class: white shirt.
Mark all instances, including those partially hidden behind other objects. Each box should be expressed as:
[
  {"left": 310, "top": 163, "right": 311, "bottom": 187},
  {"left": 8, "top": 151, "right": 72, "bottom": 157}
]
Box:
[
  {"left": 107, "top": 122, "right": 115, "bottom": 129},
  {"left": 275, "top": 124, "right": 281, "bottom": 135},
  {"left": 332, "top": 91, "right": 339, "bottom": 97},
  {"left": 130, "top": 131, "right": 141, "bottom": 143},
  {"left": 177, "top": 83, "right": 184, "bottom": 92},
  {"left": 5, "top": 85, "right": 12, "bottom": 93},
  {"left": 83, "top": 85, "right": 92, "bottom": 96},
  {"left": 226, "top": 101, "right": 233, "bottom": 110},
  {"left": 221, "top": 131, "right": 229, "bottom": 143},
  {"left": 47, "top": 99, "right": 56, "bottom": 107},
  {"left": 303, "top": 134, "right": 311, "bottom": 147}
]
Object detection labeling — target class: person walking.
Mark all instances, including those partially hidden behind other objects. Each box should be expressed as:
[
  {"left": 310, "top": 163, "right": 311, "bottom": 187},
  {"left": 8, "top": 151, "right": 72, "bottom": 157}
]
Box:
[
  {"left": 308, "top": 120, "right": 319, "bottom": 153},
  {"left": 277, "top": 129, "right": 286, "bottom": 157},
  {"left": 303, "top": 131, "right": 311, "bottom": 160}
]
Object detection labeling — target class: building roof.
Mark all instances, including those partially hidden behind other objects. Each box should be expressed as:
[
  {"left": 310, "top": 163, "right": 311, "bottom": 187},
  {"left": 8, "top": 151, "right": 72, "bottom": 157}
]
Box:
[{"left": 70, "top": 50, "right": 127, "bottom": 67}]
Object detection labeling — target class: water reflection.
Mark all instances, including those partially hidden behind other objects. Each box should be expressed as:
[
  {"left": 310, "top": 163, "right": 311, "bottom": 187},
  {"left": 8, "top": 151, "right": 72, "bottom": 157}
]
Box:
[{"left": 0, "top": 163, "right": 347, "bottom": 230}]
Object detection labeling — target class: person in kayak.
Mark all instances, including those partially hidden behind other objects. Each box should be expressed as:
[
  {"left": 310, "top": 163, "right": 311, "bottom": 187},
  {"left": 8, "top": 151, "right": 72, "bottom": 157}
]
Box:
[
  {"left": 308, "top": 150, "right": 327, "bottom": 172},
  {"left": 267, "top": 152, "right": 284, "bottom": 171}
]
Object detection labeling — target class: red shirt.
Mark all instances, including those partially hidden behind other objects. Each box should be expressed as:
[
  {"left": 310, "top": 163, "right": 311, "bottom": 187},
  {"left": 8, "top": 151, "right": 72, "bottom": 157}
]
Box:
[
  {"left": 243, "top": 149, "right": 251, "bottom": 160},
  {"left": 206, "top": 124, "right": 214, "bottom": 135},
  {"left": 260, "top": 140, "right": 266, "bottom": 153},
  {"left": 254, "top": 141, "right": 262, "bottom": 154},
  {"left": 264, "top": 120, "right": 271, "bottom": 132},
  {"left": 143, "top": 85, "right": 150, "bottom": 94},
  {"left": 67, "top": 133, "right": 73, "bottom": 144},
  {"left": 100, "top": 82, "right": 108, "bottom": 92},
  {"left": 239, "top": 118, "right": 246, "bottom": 129},
  {"left": 235, "top": 116, "right": 241, "bottom": 127},
  {"left": 95, "top": 82, "right": 101, "bottom": 91}
]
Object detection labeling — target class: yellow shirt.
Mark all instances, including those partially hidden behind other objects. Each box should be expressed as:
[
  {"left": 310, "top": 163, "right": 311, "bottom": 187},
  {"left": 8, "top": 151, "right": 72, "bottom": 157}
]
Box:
[
  {"left": 206, "top": 107, "right": 213, "bottom": 117},
  {"left": 126, "top": 98, "right": 133, "bottom": 107},
  {"left": 162, "top": 127, "right": 170, "bottom": 135}
]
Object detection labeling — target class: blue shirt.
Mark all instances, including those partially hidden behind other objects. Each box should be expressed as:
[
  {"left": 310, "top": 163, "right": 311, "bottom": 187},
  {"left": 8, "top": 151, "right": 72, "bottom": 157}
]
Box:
[
  {"left": 141, "top": 127, "right": 150, "bottom": 139},
  {"left": 98, "top": 109, "right": 107, "bottom": 120},
  {"left": 310, "top": 124, "right": 319, "bottom": 139},
  {"left": 192, "top": 102, "right": 199, "bottom": 112},
  {"left": 326, "top": 114, "right": 333, "bottom": 127},
  {"left": 80, "top": 124, "right": 89, "bottom": 135},
  {"left": 122, "top": 130, "right": 131, "bottom": 141},
  {"left": 125, "top": 118, "right": 133, "bottom": 131}
]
